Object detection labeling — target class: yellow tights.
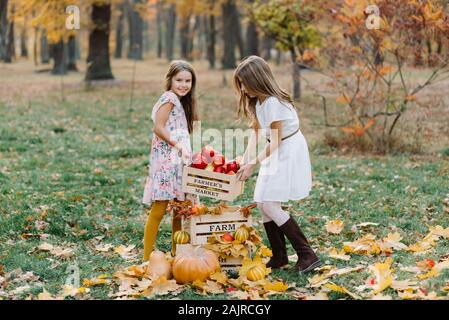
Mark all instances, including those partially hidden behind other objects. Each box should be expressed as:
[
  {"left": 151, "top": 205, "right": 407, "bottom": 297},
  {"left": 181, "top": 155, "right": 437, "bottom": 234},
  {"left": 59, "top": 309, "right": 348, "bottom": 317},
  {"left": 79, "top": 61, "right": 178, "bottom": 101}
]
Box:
[{"left": 142, "top": 200, "right": 182, "bottom": 261}]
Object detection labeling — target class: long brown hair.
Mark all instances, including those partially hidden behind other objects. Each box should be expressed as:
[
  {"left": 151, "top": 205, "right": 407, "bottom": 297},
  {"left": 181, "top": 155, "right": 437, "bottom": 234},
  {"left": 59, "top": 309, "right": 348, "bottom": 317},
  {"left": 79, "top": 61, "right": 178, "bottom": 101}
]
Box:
[
  {"left": 164, "top": 60, "right": 199, "bottom": 133},
  {"left": 233, "top": 55, "right": 293, "bottom": 128}
]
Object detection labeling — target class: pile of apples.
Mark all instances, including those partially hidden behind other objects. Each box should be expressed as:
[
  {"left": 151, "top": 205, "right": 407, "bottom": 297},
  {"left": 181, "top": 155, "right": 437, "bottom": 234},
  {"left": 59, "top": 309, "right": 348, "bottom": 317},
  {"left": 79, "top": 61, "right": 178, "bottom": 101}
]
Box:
[{"left": 191, "top": 145, "right": 241, "bottom": 175}]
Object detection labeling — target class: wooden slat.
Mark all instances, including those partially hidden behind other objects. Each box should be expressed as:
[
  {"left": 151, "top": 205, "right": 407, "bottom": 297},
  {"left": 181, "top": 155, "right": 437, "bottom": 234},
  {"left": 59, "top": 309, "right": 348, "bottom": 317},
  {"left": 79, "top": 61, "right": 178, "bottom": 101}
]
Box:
[{"left": 182, "top": 166, "right": 245, "bottom": 201}]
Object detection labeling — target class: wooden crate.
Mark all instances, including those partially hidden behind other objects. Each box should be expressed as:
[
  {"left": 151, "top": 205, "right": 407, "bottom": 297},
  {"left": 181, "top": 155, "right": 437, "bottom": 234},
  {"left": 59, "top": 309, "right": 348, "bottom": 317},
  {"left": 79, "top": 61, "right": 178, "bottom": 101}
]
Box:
[
  {"left": 182, "top": 206, "right": 252, "bottom": 245},
  {"left": 176, "top": 244, "right": 247, "bottom": 271},
  {"left": 181, "top": 166, "right": 244, "bottom": 201}
]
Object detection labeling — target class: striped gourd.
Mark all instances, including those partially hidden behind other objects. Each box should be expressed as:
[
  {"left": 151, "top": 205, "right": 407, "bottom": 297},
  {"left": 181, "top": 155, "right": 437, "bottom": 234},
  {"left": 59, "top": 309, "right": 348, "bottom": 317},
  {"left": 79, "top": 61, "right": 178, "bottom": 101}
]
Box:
[
  {"left": 173, "top": 230, "right": 190, "bottom": 244},
  {"left": 246, "top": 265, "right": 266, "bottom": 281}
]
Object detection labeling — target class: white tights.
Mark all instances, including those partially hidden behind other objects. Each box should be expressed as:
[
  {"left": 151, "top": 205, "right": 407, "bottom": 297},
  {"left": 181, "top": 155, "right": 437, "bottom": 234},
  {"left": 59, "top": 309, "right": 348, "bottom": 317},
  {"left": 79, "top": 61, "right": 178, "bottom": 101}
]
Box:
[{"left": 257, "top": 202, "right": 290, "bottom": 227}]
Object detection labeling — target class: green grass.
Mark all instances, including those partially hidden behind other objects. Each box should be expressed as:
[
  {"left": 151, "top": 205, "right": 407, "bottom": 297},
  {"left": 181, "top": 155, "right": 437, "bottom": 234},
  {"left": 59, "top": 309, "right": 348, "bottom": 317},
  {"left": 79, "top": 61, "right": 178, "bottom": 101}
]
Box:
[{"left": 0, "top": 83, "right": 448, "bottom": 300}]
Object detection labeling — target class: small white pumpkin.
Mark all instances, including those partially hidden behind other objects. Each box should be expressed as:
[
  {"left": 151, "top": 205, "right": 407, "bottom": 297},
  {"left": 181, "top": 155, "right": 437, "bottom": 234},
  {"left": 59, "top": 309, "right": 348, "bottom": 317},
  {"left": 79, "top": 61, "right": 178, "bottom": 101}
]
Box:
[{"left": 147, "top": 250, "right": 172, "bottom": 279}]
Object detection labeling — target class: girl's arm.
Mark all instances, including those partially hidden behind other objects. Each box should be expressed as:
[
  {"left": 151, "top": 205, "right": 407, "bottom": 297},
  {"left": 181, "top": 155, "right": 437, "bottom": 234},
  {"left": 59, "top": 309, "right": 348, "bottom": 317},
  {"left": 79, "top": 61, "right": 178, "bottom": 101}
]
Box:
[
  {"left": 153, "top": 102, "right": 180, "bottom": 148},
  {"left": 241, "top": 121, "right": 260, "bottom": 166},
  {"left": 238, "top": 121, "right": 282, "bottom": 181},
  {"left": 153, "top": 103, "right": 190, "bottom": 163}
]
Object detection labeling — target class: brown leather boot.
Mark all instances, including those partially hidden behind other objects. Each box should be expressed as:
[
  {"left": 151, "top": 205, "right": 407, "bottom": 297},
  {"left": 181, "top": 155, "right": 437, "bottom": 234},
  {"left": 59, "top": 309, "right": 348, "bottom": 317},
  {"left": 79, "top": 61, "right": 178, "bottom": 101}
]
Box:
[
  {"left": 263, "top": 221, "right": 289, "bottom": 269},
  {"left": 280, "top": 217, "right": 321, "bottom": 273}
]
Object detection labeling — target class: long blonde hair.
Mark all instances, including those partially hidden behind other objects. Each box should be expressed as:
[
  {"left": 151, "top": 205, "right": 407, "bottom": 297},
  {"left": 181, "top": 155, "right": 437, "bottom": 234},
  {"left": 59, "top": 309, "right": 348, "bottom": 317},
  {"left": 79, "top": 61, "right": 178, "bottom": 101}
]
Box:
[
  {"left": 164, "top": 60, "right": 199, "bottom": 133},
  {"left": 233, "top": 56, "right": 293, "bottom": 128}
]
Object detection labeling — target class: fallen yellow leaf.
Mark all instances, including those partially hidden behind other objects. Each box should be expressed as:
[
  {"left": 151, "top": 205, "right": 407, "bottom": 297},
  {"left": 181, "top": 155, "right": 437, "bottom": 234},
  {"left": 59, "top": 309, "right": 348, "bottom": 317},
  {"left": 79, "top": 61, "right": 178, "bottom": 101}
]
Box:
[
  {"left": 324, "top": 282, "right": 360, "bottom": 299},
  {"left": 325, "top": 220, "right": 344, "bottom": 234},
  {"left": 263, "top": 281, "right": 288, "bottom": 292}
]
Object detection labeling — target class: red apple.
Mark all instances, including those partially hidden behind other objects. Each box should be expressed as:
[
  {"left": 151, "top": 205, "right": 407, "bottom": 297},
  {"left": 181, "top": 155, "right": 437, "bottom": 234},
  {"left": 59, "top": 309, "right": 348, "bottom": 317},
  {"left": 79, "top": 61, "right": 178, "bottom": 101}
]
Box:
[
  {"left": 213, "top": 165, "right": 225, "bottom": 173},
  {"left": 191, "top": 152, "right": 208, "bottom": 170},
  {"left": 226, "top": 161, "right": 238, "bottom": 173},
  {"left": 227, "top": 170, "right": 236, "bottom": 175},
  {"left": 212, "top": 153, "right": 225, "bottom": 168},
  {"left": 221, "top": 232, "right": 234, "bottom": 242},
  {"left": 201, "top": 145, "right": 215, "bottom": 162}
]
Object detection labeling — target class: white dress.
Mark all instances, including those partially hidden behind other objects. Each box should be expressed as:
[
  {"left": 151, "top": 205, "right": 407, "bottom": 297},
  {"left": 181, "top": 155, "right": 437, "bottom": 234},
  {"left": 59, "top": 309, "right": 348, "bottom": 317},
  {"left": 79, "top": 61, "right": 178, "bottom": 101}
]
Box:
[{"left": 253, "top": 96, "right": 312, "bottom": 203}]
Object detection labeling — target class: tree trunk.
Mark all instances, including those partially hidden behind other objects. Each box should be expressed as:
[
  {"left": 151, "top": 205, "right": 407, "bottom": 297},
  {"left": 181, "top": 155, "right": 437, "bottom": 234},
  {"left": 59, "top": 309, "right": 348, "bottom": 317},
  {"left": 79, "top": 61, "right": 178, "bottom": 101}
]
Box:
[
  {"left": 233, "top": 7, "right": 244, "bottom": 60},
  {"left": 290, "top": 48, "right": 301, "bottom": 100},
  {"left": 222, "top": 0, "right": 236, "bottom": 69},
  {"left": 165, "top": 3, "right": 176, "bottom": 62},
  {"left": 373, "top": 43, "right": 384, "bottom": 66},
  {"left": 143, "top": 20, "right": 150, "bottom": 56},
  {"left": 188, "top": 16, "right": 200, "bottom": 60},
  {"left": 414, "top": 40, "right": 424, "bottom": 66},
  {"left": 0, "top": 0, "right": 8, "bottom": 61},
  {"left": 85, "top": 3, "right": 114, "bottom": 81},
  {"left": 20, "top": 19, "right": 28, "bottom": 58},
  {"left": 436, "top": 36, "right": 443, "bottom": 56},
  {"left": 4, "top": 12, "right": 14, "bottom": 63},
  {"left": 204, "top": 14, "right": 215, "bottom": 69},
  {"left": 180, "top": 15, "right": 191, "bottom": 60},
  {"left": 51, "top": 40, "right": 67, "bottom": 75},
  {"left": 262, "top": 35, "right": 272, "bottom": 60},
  {"left": 40, "top": 29, "right": 50, "bottom": 63},
  {"left": 67, "top": 35, "right": 77, "bottom": 71},
  {"left": 114, "top": 3, "right": 124, "bottom": 58},
  {"left": 156, "top": 0, "right": 163, "bottom": 58},
  {"left": 246, "top": 20, "right": 258, "bottom": 56},
  {"left": 127, "top": 0, "right": 144, "bottom": 60},
  {"left": 426, "top": 38, "right": 433, "bottom": 67},
  {"left": 33, "top": 27, "right": 38, "bottom": 65}
]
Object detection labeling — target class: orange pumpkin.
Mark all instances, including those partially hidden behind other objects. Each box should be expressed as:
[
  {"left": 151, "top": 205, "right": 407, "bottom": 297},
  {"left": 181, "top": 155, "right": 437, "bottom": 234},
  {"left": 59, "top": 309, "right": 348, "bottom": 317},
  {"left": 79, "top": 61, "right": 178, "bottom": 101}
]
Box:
[
  {"left": 147, "top": 250, "right": 172, "bottom": 279},
  {"left": 234, "top": 227, "right": 249, "bottom": 242},
  {"left": 246, "top": 265, "right": 266, "bottom": 281},
  {"left": 173, "top": 230, "right": 190, "bottom": 244},
  {"left": 172, "top": 246, "right": 220, "bottom": 284}
]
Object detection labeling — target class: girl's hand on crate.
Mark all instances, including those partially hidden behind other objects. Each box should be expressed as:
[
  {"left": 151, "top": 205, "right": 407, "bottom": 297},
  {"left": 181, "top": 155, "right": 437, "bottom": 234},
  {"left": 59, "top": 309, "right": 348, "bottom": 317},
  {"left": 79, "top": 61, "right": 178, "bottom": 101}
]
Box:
[{"left": 238, "top": 163, "right": 256, "bottom": 181}]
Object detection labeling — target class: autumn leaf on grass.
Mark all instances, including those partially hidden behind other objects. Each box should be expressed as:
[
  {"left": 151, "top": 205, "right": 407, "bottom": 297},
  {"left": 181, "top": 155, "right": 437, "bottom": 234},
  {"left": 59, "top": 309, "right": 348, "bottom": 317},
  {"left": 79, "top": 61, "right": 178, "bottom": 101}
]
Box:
[
  {"left": 228, "top": 289, "right": 263, "bottom": 300},
  {"left": 368, "top": 258, "right": 394, "bottom": 294},
  {"left": 209, "top": 271, "right": 228, "bottom": 286},
  {"left": 94, "top": 243, "right": 114, "bottom": 253},
  {"left": 304, "top": 291, "right": 329, "bottom": 300},
  {"left": 60, "top": 284, "right": 90, "bottom": 298},
  {"left": 428, "top": 225, "right": 449, "bottom": 239},
  {"left": 327, "top": 248, "right": 351, "bottom": 261},
  {"left": 416, "top": 268, "right": 439, "bottom": 280},
  {"left": 391, "top": 279, "right": 419, "bottom": 291},
  {"left": 35, "top": 243, "right": 74, "bottom": 259},
  {"left": 192, "top": 279, "right": 224, "bottom": 295},
  {"left": 379, "top": 232, "right": 408, "bottom": 252},
  {"left": 417, "top": 258, "right": 449, "bottom": 280},
  {"left": 324, "top": 282, "right": 360, "bottom": 299},
  {"left": 114, "top": 245, "right": 138, "bottom": 260},
  {"left": 325, "top": 220, "right": 344, "bottom": 235},
  {"left": 308, "top": 265, "right": 363, "bottom": 288},
  {"left": 407, "top": 233, "right": 440, "bottom": 253},
  {"left": 343, "top": 234, "right": 381, "bottom": 255},
  {"left": 82, "top": 276, "right": 109, "bottom": 287},
  {"left": 146, "top": 277, "right": 184, "bottom": 298},
  {"left": 263, "top": 281, "right": 288, "bottom": 292},
  {"left": 37, "top": 288, "right": 63, "bottom": 300}
]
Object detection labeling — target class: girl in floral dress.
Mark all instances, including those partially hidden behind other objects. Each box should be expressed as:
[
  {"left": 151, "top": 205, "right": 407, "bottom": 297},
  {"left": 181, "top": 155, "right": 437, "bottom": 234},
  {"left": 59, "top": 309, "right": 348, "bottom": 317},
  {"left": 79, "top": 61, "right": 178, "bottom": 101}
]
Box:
[{"left": 142, "top": 60, "right": 199, "bottom": 260}]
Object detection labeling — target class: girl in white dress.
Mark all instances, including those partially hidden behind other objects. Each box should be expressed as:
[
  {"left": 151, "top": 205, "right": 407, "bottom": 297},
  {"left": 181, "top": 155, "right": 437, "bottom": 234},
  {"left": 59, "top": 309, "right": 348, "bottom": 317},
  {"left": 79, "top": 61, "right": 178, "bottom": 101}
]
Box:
[{"left": 235, "top": 56, "right": 321, "bottom": 273}]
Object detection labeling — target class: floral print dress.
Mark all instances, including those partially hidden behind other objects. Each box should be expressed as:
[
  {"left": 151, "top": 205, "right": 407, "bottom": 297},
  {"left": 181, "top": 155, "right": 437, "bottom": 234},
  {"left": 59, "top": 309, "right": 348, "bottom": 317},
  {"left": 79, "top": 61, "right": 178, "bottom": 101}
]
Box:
[{"left": 142, "top": 91, "right": 192, "bottom": 206}]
